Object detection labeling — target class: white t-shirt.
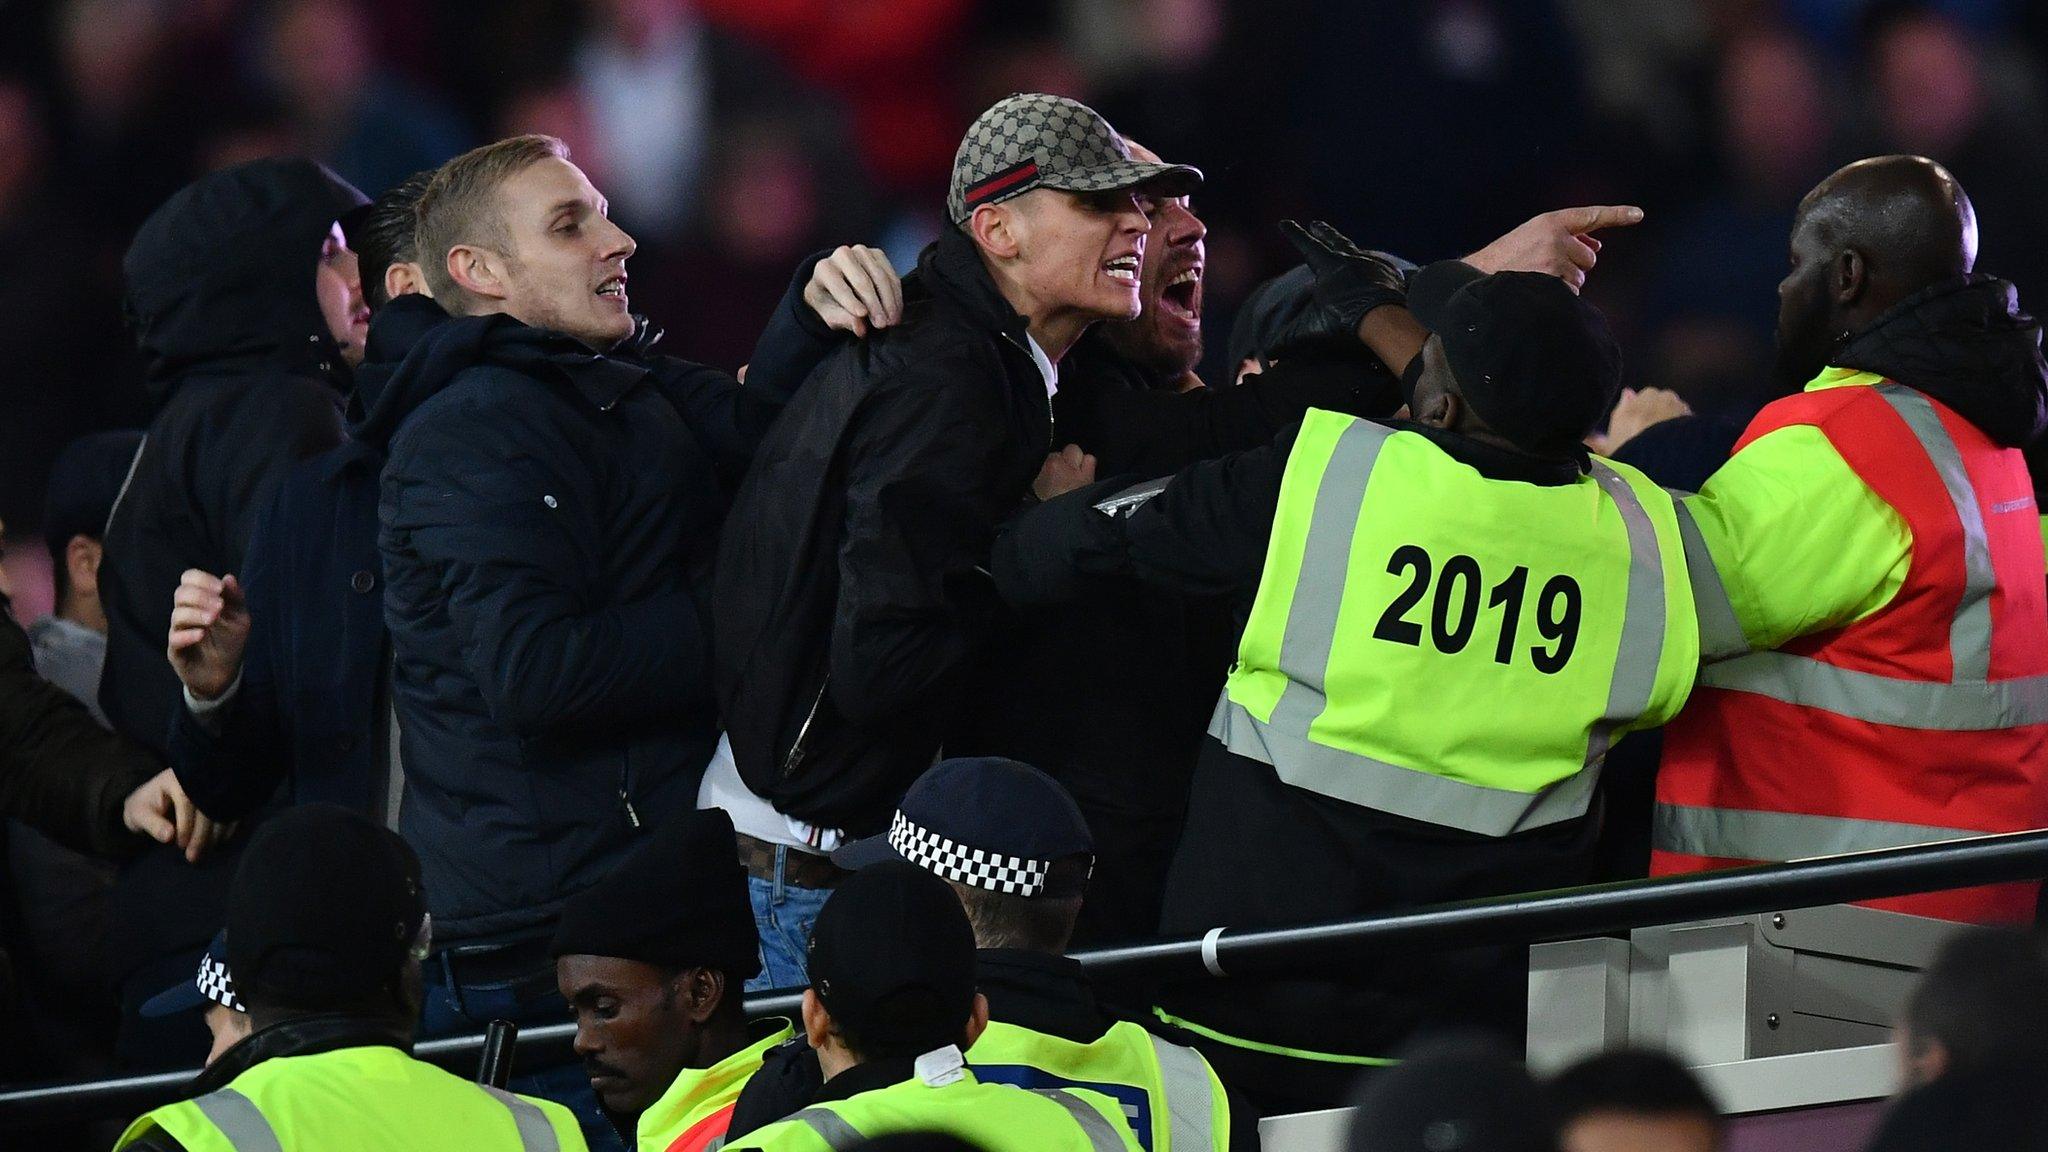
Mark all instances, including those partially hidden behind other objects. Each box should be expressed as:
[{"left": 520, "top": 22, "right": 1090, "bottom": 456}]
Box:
[
  {"left": 696, "top": 732, "right": 843, "bottom": 853},
  {"left": 1026, "top": 332, "right": 1059, "bottom": 399}
]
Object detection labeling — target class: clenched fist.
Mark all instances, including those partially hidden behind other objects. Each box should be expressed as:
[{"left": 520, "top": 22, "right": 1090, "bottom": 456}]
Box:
[
  {"left": 1033, "top": 444, "right": 1098, "bottom": 502},
  {"left": 804, "top": 245, "right": 904, "bottom": 337},
  {"left": 167, "top": 569, "right": 250, "bottom": 702}
]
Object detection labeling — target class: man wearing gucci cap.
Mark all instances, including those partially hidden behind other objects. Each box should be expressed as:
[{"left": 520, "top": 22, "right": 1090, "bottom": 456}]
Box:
[
  {"left": 712, "top": 94, "right": 1200, "bottom": 979},
  {"left": 726, "top": 759, "right": 1251, "bottom": 1152}
]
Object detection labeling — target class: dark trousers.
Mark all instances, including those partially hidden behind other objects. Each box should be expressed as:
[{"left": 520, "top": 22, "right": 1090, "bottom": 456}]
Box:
[{"left": 1154, "top": 739, "right": 1600, "bottom": 1114}]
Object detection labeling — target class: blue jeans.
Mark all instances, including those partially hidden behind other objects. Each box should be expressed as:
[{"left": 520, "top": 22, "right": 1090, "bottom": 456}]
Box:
[
  {"left": 420, "top": 949, "right": 627, "bottom": 1152},
  {"left": 746, "top": 846, "right": 835, "bottom": 993}
]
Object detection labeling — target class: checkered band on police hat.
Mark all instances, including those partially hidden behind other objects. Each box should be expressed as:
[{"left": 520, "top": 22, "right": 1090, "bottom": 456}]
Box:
[
  {"left": 946, "top": 92, "right": 1203, "bottom": 224},
  {"left": 196, "top": 949, "right": 245, "bottom": 1014},
  {"left": 886, "top": 810, "right": 1051, "bottom": 896}
]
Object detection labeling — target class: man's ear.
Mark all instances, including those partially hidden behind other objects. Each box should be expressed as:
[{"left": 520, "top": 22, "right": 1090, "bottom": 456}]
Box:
[
  {"left": 65, "top": 535, "right": 102, "bottom": 597},
  {"left": 1415, "top": 388, "right": 1459, "bottom": 431},
  {"left": 961, "top": 992, "right": 990, "bottom": 1051},
  {"left": 801, "top": 988, "right": 831, "bottom": 1049},
  {"left": 447, "top": 244, "right": 507, "bottom": 302},
  {"left": 1907, "top": 1034, "right": 1951, "bottom": 1087},
  {"left": 968, "top": 203, "right": 1023, "bottom": 262},
  {"left": 1834, "top": 248, "right": 1867, "bottom": 307},
  {"left": 679, "top": 968, "right": 724, "bottom": 1024},
  {"left": 386, "top": 261, "right": 431, "bottom": 302}
]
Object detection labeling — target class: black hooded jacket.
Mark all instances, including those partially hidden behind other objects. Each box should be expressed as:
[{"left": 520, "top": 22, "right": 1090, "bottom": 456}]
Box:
[
  {"left": 98, "top": 158, "right": 367, "bottom": 760},
  {"left": 365, "top": 288, "right": 815, "bottom": 942},
  {"left": 1834, "top": 273, "right": 2048, "bottom": 449},
  {"left": 95, "top": 161, "right": 366, "bottom": 1051},
  {"left": 714, "top": 225, "right": 1052, "bottom": 833}
]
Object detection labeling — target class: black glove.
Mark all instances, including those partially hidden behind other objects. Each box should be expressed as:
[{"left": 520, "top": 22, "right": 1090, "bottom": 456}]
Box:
[{"left": 1269, "top": 219, "right": 1412, "bottom": 358}]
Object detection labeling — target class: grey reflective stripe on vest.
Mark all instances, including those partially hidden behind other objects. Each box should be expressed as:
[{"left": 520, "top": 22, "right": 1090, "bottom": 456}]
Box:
[
  {"left": 1211, "top": 695, "right": 1603, "bottom": 835},
  {"left": 1147, "top": 1033, "right": 1220, "bottom": 1152},
  {"left": 1585, "top": 461, "right": 1669, "bottom": 766},
  {"left": 191, "top": 1089, "right": 282, "bottom": 1152},
  {"left": 792, "top": 1107, "right": 867, "bottom": 1151},
  {"left": 1672, "top": 497, "right": 1748, "bottom": 661},
  {"left": 1036, "top": 1090, "right": 1137, "bottom": 1152},
  {"left": 1693, "top": 384, "right": 2048, "bottom": 733},
  {"left": 1878, "top": 385, "right": 1998, "bottom": 680},
  {"left": 1263, "top": 419, "right": 1392, "bottom": 739},
  {"left": 1699, "top": 651, "right": 2048, "bottom": 729},
  {"left": 482, "top": 1085, "right": 562, "bottom": 1152},
  {"left": 1211, "top": 423, "right": 1662, "bottom": 836},
  {"left": 1653, "top": 802, "right": 1992, "bottom": 860}
]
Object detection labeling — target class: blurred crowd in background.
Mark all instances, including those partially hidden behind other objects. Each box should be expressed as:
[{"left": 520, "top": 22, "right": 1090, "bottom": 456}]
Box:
[{"left": 10, "top": 0, "right": 2048, "bottom": 614}]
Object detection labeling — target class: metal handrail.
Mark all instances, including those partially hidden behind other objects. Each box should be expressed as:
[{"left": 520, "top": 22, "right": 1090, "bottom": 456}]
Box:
[{"left": 7, "top": 827, "right": 2046, "bottom": 1126}]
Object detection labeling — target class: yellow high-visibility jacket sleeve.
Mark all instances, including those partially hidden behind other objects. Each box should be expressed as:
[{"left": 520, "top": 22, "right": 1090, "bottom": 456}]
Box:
[{"left": 1681, "top": 423, "right": 1911, "bottom": 654}]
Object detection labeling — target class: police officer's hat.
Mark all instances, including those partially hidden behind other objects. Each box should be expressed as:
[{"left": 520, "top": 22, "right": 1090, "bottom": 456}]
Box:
[{"left": 833, "top": 757, "right": 1094, "bottom": 899}]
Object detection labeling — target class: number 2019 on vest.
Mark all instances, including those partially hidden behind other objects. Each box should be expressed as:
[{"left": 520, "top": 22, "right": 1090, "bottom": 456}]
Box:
[{"left": 1372, "top": 545, "right": 1582, "bottom": 673}]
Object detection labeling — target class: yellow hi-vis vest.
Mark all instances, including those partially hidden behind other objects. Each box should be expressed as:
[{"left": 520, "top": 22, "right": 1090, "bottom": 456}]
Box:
[
  {"left": 113, "top": 1043, "right": 586, "bottom": 1152},
  {"left": 722, "top": 1066, "right": 1140, "bottom": 1152},
  {"left": 1214, "top": 410, "right": 1698, "bottom": 835},
  {"left": 968, "top": 1019, "right": 1228, "bottom": 1152},
  {"left": 637, "top": 1020, "right": 795, "bottom": 1152}
]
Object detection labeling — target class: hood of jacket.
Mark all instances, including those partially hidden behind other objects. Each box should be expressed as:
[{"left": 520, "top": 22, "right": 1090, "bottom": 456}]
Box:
[
  {"left": 347, "top": 300, "right": 649, "bottom": 451},
  {"left": 1835, "top": 274, "right": 2048, "bottom": 448},
  {"left": 123, "top": 158, "right": 368, "bottom": 405}
]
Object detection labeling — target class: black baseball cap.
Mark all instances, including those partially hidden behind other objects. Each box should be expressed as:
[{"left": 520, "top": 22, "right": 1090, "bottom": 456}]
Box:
[
  {"left": 42, "top": 430, "right": 143, "bottom": 555},
  {"left": 808, "top": 861, "right": 978, "bottom": 1059},
  {"left": 140, "top": 929, "right": 245, "bottom": 1017},
  {"left": 227, "top": 805, "right": 428, "bottom": 1010},
  {"left": 1405, "top": 261, "right": 1623, "bottom": 456},
  {"left": 833, "top": 758, "right": 1094, "bottom": 898}
]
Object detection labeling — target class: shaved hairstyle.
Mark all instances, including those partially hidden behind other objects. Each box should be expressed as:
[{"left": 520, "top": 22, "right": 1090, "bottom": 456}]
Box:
[
  {"left": 1796, "top": 154, "right": 1978, "bottom": 301},
  {"left": 413, "top": 134, "right": 568, "bottom": 312}
]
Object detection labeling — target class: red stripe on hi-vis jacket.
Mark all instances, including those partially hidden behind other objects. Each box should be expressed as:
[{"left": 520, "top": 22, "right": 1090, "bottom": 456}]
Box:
[{"left": 966, "top": 160, "right": 1040, "bottom": 207}]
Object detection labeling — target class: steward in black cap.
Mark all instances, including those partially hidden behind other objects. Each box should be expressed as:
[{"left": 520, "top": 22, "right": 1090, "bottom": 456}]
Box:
[
  {"left": 552, "top": 808, "right": 792, "bottom": 1147},
  {"left": 725, "top": 861, "right": 1142, "bottom": 1152},
  {"left": 116, "top": 804, "right": 587, "bottom": 1152},
  {"left": 989, "top": 220, "right": 1699, "bottom": 1114}
]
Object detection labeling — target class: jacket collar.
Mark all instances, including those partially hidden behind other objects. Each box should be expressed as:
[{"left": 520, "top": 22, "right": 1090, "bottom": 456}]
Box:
[
  {"left": 538, "top": 348, "right": 651, "bottom": 411},
  {"left": 1391, "top": 419, "right": 1587, "bottom": 486},
  {"left": 813, "top": 1055, "right": 921, "bottom": 1104},
  {"left": 190, "top": 1013, "right": 412, "bottom": 1096},
  {"left": 1834, "top": 273, "right": 2048, "bottom": 448},
  {"left": 975, "top": 949, "right": 1110, "bottom": 1044},
  {"left": 916, "top": 226, "right": 1034, "bottom": 347}
]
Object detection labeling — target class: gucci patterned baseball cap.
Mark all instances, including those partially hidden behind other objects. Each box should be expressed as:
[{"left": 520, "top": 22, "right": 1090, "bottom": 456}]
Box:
[{"left": 947, "top": 92, "right": 1203, "bottom": 225}]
